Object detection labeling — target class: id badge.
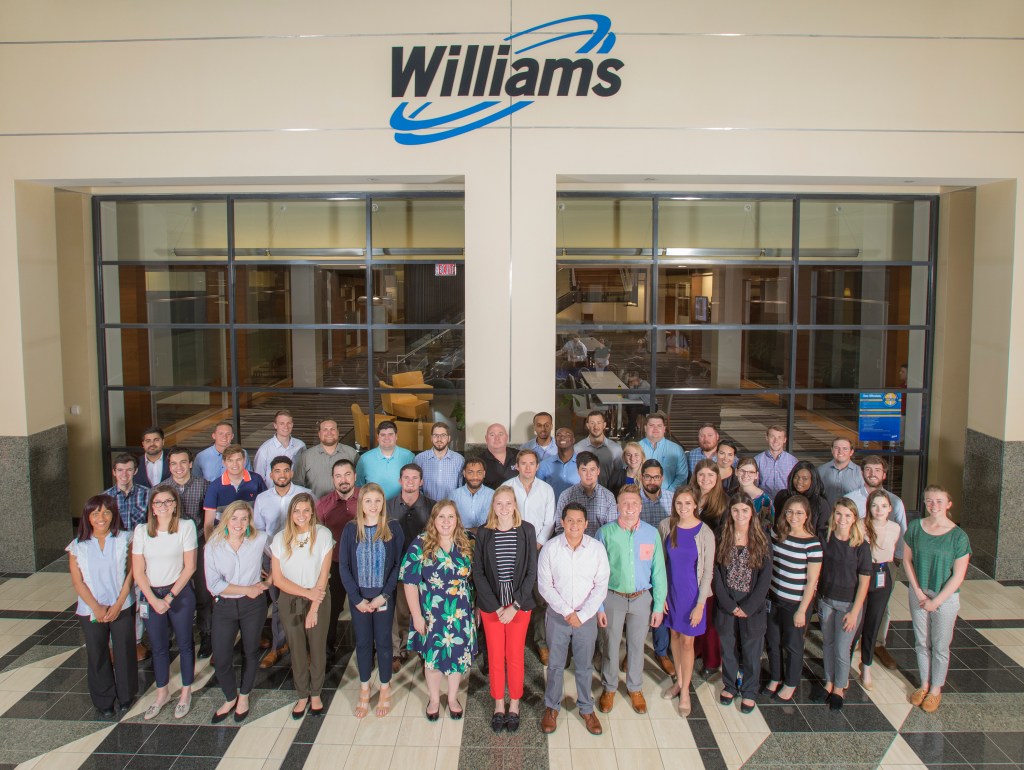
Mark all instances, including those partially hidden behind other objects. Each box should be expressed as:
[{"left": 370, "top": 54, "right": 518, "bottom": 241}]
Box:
[
  {"left": 139, "top": 601, "right": 149, "bottom": 620},
  {"left": 875, "top": 570, "right": 886, "bottom": 590}
]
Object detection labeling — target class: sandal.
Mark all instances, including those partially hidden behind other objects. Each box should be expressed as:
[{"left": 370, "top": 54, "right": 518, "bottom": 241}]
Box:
[
  {"left": 375, "top": 686, "right": 392, "bottom": 719},
  {"left": 355, "top": 687, "right": 371, "bottom": 719}
]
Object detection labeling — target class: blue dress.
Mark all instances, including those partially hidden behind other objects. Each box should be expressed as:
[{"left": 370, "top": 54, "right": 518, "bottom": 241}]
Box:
[{"left": 665, "top": 524, "right": 707, "bottom": 636}]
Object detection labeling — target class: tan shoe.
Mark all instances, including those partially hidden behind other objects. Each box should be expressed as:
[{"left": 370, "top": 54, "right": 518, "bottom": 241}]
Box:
[
  {"left": 921, "top": 692, "right": 942, "bottom": 712},
  {"left": 874, "top": 645, "right": 898, "bottom": 670},
  {"left": 260, "top": 643, "right": 288, "bottom": 670},
  {"left": 259, "top": 637, "right": 272, "bottom": 650},
  {"left": 909, "top": 688, "right": 927, "bottom": 706},
  {"left": 582, "top": 711, "right": 603, "bottom": 735},
  {"left": 135, "top": 642, "right": 150, "bottom": 662},
  {"left": 657, "top": 655, "right": 676, "bottom": 677},
  {"left": 629, "top": 690, "right": 648, "bottom": 715},
  {"left": 538, "top": 647, "right": 550, "bottom": 666},
  {"left": 541, "top": 707, "right": 558, "bottom": 733},
  {"left": 597, "top": 690, "right": 615, "bottom": 713}
]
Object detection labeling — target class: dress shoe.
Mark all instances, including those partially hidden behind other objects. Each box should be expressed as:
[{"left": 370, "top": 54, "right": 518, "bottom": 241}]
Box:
[
  {"left": 198, "top": 634, "right": 213, "bottom": 660},
  {"left": 597, "top": 690, "right": 615, "bottom": 713},
  {"left": 260, "top": 643, "right": 288, "bottom": 669},
  {"left": 921, "top": 692, "right": 942, "bottom": 712},
  {"left": 701, "top": 666, "right": 718, "bottom": 678},
  {"left": 136, "top": 642, "right": 150, "bottom": 662},
  {"left": 538, "top": 647, "right": 549, "bottom": 666},
  {"left": 628, "top": 690, "right": 647, "bottom": 715},
  {"left": 541, "top": 707, "right": 558, "bottom": 734},
  {"left": 505, "top": 711, "right": 520, "bottom": 733},
  {"left": 491, "top": 711, "right": 506, "bottom": 733},
  {"left": 259, "top": 637, "right": 272, "bottom": 650},
  {"left": 582, "top": 711, "right": 603, "bottom": 735},
  {"left": 874, "top": 645, "right": 899, "bottom": 670},
  {"left": 657, "top": 655, "right": 676, "bottom": 677},
  {"left": 98, "top": 706, "right": 115, "bottom": 718}
]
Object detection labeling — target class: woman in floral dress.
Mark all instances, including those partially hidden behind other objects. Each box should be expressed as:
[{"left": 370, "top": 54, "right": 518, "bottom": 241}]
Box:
[{"left": 401, "top": 499, "right": 476, "bottom": 720}]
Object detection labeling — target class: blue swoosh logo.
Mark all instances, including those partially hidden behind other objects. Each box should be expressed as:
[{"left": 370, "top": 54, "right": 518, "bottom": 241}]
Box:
[{"left": 504, "top": 14, "right": 616, "bottom": 55}]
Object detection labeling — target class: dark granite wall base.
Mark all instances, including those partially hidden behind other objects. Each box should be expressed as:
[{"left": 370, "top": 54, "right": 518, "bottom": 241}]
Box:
[
  {"left": 962, "top": 427, "right": 1024, "bottom": 579},
  {"left": 0, "top": 425, "right": 71, "bottom": 572}
]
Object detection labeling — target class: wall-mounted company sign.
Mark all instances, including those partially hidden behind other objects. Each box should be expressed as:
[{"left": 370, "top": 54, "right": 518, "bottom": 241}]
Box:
[{"left": 390, "top": 14, "right": 623, "bottom": 145}]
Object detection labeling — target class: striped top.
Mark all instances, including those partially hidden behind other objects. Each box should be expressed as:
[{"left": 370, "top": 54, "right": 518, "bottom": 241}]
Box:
[
  {"left": 493, "top": 528, "right": 519, "bottom": 606},
  {"left": 771, "top": 535, "right": 824, "bottom": 603}
]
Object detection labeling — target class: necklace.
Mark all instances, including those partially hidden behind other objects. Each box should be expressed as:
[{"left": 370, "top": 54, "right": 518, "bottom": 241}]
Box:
[{"left": 295, "top": 532, "right": 311, "bottom": 549}]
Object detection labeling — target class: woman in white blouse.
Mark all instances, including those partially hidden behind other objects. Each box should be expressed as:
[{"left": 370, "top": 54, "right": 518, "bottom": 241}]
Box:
[
  {"left": 68, "top": 494, "right": 137, "bottom": 716},
  {"left": 270, "top": 492, "right": 334, "bottom": 719},
  {"left": 131, "top": 484, "right": 198, "bottom": 720},
  {"left": 205, "top": 500, "right": 270, "bottom": 723}
]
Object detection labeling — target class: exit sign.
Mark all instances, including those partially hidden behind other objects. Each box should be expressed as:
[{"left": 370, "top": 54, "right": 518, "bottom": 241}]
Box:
[{"left": 435, "top": 263, "right": 457, "bottom": 277}]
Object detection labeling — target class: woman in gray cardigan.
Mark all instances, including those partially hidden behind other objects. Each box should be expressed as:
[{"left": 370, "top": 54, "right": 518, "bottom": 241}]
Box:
[{"left": 658, "top": 485, "right": 715, "bottom": 717}]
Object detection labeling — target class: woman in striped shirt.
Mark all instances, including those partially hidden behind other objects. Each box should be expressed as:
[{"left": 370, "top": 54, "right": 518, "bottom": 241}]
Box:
[
  {"left": 472, "top": 486, "right": 538, "bottom": 733},
  {"left": 764, "top": 495, "right": 823, "bottom": 702}
]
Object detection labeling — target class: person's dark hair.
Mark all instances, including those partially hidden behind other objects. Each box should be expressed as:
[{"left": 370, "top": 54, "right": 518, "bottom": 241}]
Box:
[
  {"left": 693, "top": 458, "right": 727, "bottom": 528},
  {"left": 167, "top": 445, "right": 192, "bottom": 462},
  {"left": 214, "top": 420, "right": 235, "bottom": 432},
  {"left": 786, "top": 461, "right": 826, "bottom": 500},
  {"left": 332, "top": 458, "right": 356, "bottom": 474},
  {"left": 400, "top": 462, "right": 423, "bottom": 479},
  {"left": 78, "top": 494, "right": 122, "bottom": 541},
  {"left": 222, "top": 444, "right": 245, "bottom": 461},
  {"left": 645, "top": 411, "right": 667, "bottom": 426},
  {"left": 717, "top": 492, "right": 769, "bottom": 569},
  {"left": 141, "top": 426, "right": 164, "bottom": 440},
  {"left": 716, "top": 438, "right": 739, "bottom": 456},
  {"left": 861, "top": 454, "right": 887, "bottom": 471},
  {"left": 274, "top": 409, "right": 293, "bottom": 419},
  {"left": 112, "top": 452, "right": 136, "bottom": 470},
  {"left": 586, "top": 410, "right": 605, "bottom": 422},
  {"left": 430, "top": 421, "right": 450, "bottom": 435},
  {"left": 533, "top": 411, "right": 553, "bottom": 423},
  {"left": 561, "top": 501, "right": 588, "bottom": 522},
  {"left": 463, "top": 457, "right": 486, "bottom": 472},
  {"left": 377, "top": 420, "right": 398, "bottom": 435},
  {"left": 640, "top": 459, "right": 663, "bottom": 474},
  {"left": 270, "top": 455, "right": 293, "bottom": 470},
  {"left": 775, "top": 494, "right": 812, "bottom": 542},
  {"left": 668, "top": 486, "right": 700, "bottom": 549},
  {"left": 576, "top": 451, "right": 599, "bottom": 469},
  {"left": 698, "top": 422, "right": 719, "bottom": 434}
]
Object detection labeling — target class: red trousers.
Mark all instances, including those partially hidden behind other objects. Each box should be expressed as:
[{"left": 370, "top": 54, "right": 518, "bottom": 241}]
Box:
[
  {"left": 480, "top": 608, "right": 531, "bottom": 700},
  {"left": 693, "top": 596, "right": 723, "bottom": 669}
]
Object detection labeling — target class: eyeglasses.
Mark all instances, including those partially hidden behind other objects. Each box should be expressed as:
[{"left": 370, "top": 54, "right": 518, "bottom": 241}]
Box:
[
  {"left": 152, "top": 499, "right": 175, "bottom": 508},
  {"left": 737, "top": 469, "right": 758, "bottom": 476},
  {"left": 641, "top": 474, "right": 663, "bottom": 481}
]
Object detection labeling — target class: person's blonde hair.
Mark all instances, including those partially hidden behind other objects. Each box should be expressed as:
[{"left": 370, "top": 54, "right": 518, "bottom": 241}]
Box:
[
  {"left": 355, "top": 483, "right": 393, "bottom": 543},
  {"left": 622, "top": 442, "right": 646, "bottom": 469},
  {"left": 421, "top": 500, "right": 473, "bottom": 561},
  {"left": 282, "top": 492, "right": 318, "bottom": 558},
  {"left": 207, "top": 500, "right": 257, "bottom": 546},
  {"left": 484, "top": 486, "right": 523, "bottom": 530},
  {"left": 145, "top": 484, "right": 181, "bottom": 538},
  {"left": 828, "top": 497, "right": 866, "bottom": 547}
]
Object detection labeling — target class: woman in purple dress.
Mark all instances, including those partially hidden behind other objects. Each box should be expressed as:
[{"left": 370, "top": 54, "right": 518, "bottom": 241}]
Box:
[{"left": 658, "top": 486, "right": 716, "bottom": 717}]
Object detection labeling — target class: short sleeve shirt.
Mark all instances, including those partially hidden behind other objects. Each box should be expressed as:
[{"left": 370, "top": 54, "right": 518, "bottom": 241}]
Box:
[
  {"left": 903, "top": 520, "right": 971, "bottom": 594},
  {"left": 132, "top": 521, "right": 198, "bottom": 587}
]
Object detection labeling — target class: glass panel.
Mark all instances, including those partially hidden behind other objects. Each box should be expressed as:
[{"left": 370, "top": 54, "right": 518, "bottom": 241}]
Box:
[
  {"left": 233, "top": 199, "right": 366, "bottom": 260},
  {"left": 238, "top": 391, "right": 368, "bottom": 449},
  {"left": 556, "top": 197, "right": 653, "bottom": 259},
  {"left": 660, "top": 265, "right": 792, "bottom": 325},
  {"left": 656, "top": 330, "right": 791, "bottom": 389},
  {"left": 372, "top": 265, "right": 466, "bottom": 325},
  {"left": 888, "top": 455, "right": 920, "bottom": 510},
  {"left": 375, "top": 328, "right": 465, "bottom": 387},
  {"left": 796, "top": 330, "right": 926, "bottom": 391},
  {"left": 106, "top": 329, "right": 230, "bottom": 388},
  {"left": 235, "top": 265, "right": 367, "bottom": 325},
  {"left": 98, "top": 200, "right": 227, "bottom": 262},
  {"left": 108, "top": 390, "right": 232, "bottom": 451},
  {"left": 556, "top": 266, "right": 650, "bottom": 324},
  {"left": 653, "top": 393, "right": 790, "bottom": 457},
  {"left": 792, "top": 393, "right": 920, "bottom": 454},
  {"left": 371, "top": 198, "right": 465, "bottom": 257},
  {"left": 101, "top": 265, "right": 228, "bottom": 325},
  {"left": 798, "top": 265, "right": 929, "bottom": 325},
  {"left": 236, "top": 328, "right": 369, "bottom": 388},
  {"left": 659, "top": 199, "right": 792, "bottom": 260},
  {"left": 798, "top": 199, "right": 931, "bottom": 261},
  {"left": 555, "top": 331, "right": 653, "bottom": 388}
]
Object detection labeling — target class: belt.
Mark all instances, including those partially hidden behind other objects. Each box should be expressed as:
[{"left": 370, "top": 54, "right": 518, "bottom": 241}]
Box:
[{"left": 609, "top": 589, "right": 646, "bottom": 600}]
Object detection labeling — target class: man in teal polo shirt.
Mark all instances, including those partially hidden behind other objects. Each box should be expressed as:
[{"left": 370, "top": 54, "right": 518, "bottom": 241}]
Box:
[{"left": 355, "top": 421, "right": 415, "bottom": 500}]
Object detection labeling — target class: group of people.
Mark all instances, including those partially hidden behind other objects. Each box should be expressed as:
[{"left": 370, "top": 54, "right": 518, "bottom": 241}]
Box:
[{"left": 69, "top": 407, "right": 970, "bottom": 736}]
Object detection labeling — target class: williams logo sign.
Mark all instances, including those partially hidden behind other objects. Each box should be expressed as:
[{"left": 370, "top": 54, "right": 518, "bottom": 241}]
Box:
[{"left": 390, "top": 14, "right": 623, "bottom": 145}]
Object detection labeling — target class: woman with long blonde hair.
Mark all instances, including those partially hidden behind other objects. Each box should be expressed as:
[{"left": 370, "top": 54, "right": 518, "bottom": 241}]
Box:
[
  {"left": 401, "top": 500, "right": 476, "bottom": 721},
  {"left": 338, "top": 483, "right": 405, "bottom": 719}
]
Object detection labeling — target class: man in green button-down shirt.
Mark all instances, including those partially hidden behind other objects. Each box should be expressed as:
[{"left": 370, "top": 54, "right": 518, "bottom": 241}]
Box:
[{"left": 595, "top": 485, "right": 667, "bottom": 715}]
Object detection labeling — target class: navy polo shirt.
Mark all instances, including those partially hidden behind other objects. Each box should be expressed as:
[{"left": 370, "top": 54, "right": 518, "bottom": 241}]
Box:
[{"left": 203, "top": 470, "right": 267, "bottom": 519}]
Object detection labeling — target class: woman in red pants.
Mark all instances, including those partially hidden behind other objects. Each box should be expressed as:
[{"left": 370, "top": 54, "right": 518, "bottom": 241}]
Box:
[{"left": 472, "top": 486, "right": 538, "bottom": 733}]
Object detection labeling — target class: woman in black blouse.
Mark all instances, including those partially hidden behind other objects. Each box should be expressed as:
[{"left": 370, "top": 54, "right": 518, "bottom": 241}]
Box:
[
  {"left": 772, "top": 462, "right": 831, "bottom": 538},
  {"left": 472, "top": 486, "right": 538, "bottom": 733},
  {"left": 713, "top": 492, "right": 773, "bottom": 714}
]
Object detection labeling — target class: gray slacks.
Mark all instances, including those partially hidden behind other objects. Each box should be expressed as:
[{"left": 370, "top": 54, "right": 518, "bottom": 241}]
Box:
[
  {"left": 601, "top": 589, "right": 652, "bottom": 694},
  {"left": 544, "top": 610, "right": 598, "bottom": 714},
  {"left": 820, "top": 596, "right": 860, "bottom": 690},
  {"left": 909, "top": 589, "right": 960, "bottom": 688}
]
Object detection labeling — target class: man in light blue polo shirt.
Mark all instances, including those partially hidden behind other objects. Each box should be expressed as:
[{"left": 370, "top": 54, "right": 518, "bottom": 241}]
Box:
[
  {"left": 538, "top": 427, "right": 580, "bottom": 499},
  {"left": 355, "top": 420, "right": 415, "bottom": 500},
  {"left": 195, "top": 421, "right": 252, "bottom": 482},
  {"left": 450, "top": 458, "right": 493, "bottom": 530},
  {"left": 638, "top": 412, "right": 688, "bottom": 491}
]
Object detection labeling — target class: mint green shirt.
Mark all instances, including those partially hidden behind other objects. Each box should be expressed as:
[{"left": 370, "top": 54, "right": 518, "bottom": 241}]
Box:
[{"left": 597, "top": 519, "right": 667, "bottom": 611}]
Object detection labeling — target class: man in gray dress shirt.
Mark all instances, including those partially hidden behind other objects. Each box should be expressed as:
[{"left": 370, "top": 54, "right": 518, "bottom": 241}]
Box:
[{"left": 818, "top": 437, "right": 861, "bottom": 506}]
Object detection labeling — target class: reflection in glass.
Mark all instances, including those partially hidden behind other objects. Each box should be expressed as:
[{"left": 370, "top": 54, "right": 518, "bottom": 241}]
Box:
[
  {"left": 556, "top": 198, "right": 653, "bottom": 257},
  {"left": 796, "top": 330, "right": 925, "bottom": 391},
  {"left": 371, "top": 198, "right": 465, "bottom": 254},
  {"left": 235, "top": 265, "right": 366, "bottom": 325},
  {"left": 660, "top": 265, "right": 791, "bottom": 325},
  {"left": 233, "top": 199, "right": 366, "bottom": 258},
  {"left": 106, "top": 329, "right": 230, "bottom": 388},
  {"left": 99, "top": 200, "right": 228, "bottom": 261},
  {"left": 556, "top": 266, "right": 650, "bottom": 324},
  {"left": 659, "top": 199, "right": 792, "bottom": 259},
  {"left": 102, "top": 265, "right": 227, "bottom": 325},
  {"left": 236, "top": 328, "right": 369, "bottom": 388},
  {"left": 797, "top": 265, "right": 928, "bottom": 326},
  {"left": 798, "top": 199, "right": 930, "bottom": 261},
  {"left": 108, "top": 390, "right": 231, "bottom": 450},
  {"left": 373, "top": 265, "right": 465, "bottom": 325},
  {"left": 374, "top": 329, "right": 465, "bottom": 387}
]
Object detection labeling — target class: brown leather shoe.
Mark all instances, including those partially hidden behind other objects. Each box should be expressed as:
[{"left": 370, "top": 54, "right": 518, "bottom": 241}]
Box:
[
  {"left": 874, "top": 645, "right": 898, "bottom": 670},
  {"left": 597, "top": 690, "right": 615, "bottom": 713},
  {"left": 392, "top": 655, "right": 403, "bottom": 674},
  {"left": 921, "top": 692, "right": 942, "bottom": 713},
  {"left": 260, "top": 643, "right": 288, "bottom": 669},
  {"left": 259, "top": 637, "right": 272, "bottom": 650},
  {"left": 629, "top": 690, "right": 648, "bottom": 714},
  {"left": 540, "top": 707, "right": 558, "bottom": 733},
  {"left": 582, "top": 711, "right": 603, "bottom": 735},
  {"left": 658, "top": 655, "right": 676, "bottom": 677},
  {"left": 136, "top": 642, "right": 150, "bottom": 662},
  {"left": 538, "top": 647, "right": 549, "bottom": 666}
]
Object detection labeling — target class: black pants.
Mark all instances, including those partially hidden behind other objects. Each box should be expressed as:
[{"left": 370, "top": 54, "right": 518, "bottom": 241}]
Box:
[
  {"left": 80, "top": 608, "right": 138, "bottom": 710},
  {"left": 350, "top": 595, "right": 395, "bottom": 684},
  {"left": 715, "top": 606, "right": 767, "bottom": 700},
  {"left": 860, "top": 565, "right": 893, "bottom": 666},
  {"left": 193, "top": 541, "right": 212, "bottom": 636},
  {"left": 326, "top": 564, "right": 347, "bottom": 651},
  {"left": 766, "top": 599, "right": 806, "bottom": 688},
  {"left": 212, "top": 594, "right": 267, "bottom": 700}
]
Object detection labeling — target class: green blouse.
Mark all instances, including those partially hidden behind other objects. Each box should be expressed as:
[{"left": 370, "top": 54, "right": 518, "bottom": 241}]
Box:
[{"left": 903, "top": 519, "right": 971, "bottom": 595}]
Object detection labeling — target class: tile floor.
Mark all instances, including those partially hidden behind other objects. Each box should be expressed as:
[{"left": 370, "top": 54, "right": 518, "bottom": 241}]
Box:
[{"left": 1, "top": 560, "right": 1023, "bottom": 769}]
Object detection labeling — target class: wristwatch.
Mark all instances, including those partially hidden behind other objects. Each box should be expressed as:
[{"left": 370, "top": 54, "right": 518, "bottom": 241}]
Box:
[{"left": 166, "top": 591, "right": 176, "bottom": 603}]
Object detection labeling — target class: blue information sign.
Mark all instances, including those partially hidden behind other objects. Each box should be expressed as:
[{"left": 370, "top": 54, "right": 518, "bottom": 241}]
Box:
[{"left": 858, "top": 392, "right": 902, "bottom": 442}]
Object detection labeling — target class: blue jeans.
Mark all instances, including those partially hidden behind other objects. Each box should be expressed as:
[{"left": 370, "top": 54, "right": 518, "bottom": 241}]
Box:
[{"left": 143, "top": 582, "right": 196, "bottom": 689}]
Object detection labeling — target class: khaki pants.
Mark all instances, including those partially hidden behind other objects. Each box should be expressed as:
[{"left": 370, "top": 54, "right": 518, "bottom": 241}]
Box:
[{"left": 280, "top": 592, "right": 331, "bottom": 698}]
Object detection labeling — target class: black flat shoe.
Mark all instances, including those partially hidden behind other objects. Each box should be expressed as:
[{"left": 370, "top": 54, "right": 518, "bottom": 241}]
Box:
[
  {"left": 491, "top": 711, "right": 506, "bottom": 733},
  {"left": 233, "top": 708, "right": 250, "bottom": 723},
  {"left": 99, "top": 706, "right": 115, "bottom": 718},
  {"left": 308, "top": 702, "right": 324, "bottom": 716},
  {"left": 213, "top": 699, "right": 238, "bottom": 724},
  {"left": 449, "top": 701, "right": 463, "bottom": 720},
  {"left": 505, "top": 712, "right": 520, "bottom": 732},
  {"left": 426, "top": 706, "right": 441, "bottom": 722},
  {"left": 719, "top": 692, "right": 735, "bottom": 706},
  {"left": 291, "top": 702, "right": 307, "bottom": 720},
  {"left": 829, "top": 694, "right": 844, "bottom": 711},
  {"left": 117, "top": 699, "right": 134, "bottom": 714},
  {"left": 740, "top": 700, "right": 756, "bottom": 714}
]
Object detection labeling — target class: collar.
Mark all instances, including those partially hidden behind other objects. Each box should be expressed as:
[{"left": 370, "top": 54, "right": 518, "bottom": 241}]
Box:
[{"left": 220, "top": 469, "right": 252, "bottom": 484}]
